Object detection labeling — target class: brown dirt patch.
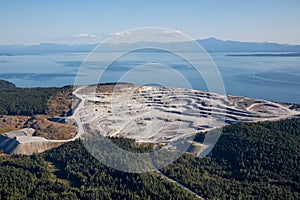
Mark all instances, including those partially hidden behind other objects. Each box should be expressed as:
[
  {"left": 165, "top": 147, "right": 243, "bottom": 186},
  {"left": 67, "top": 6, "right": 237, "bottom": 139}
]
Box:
[
  {"left": 0, "top": 115, "right": 30, "bottom": 134},
  {"left": 23, "top": 115, "right": 76, "bottom": 140}
]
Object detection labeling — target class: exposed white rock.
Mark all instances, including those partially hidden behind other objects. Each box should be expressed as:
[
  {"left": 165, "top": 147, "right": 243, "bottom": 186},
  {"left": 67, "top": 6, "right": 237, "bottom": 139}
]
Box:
[
  {"left": 1, "top": 84, "right": 299, "bottom": 155},
  {"left": 77, "top": 84, "right": 300, "bottom": 146}
]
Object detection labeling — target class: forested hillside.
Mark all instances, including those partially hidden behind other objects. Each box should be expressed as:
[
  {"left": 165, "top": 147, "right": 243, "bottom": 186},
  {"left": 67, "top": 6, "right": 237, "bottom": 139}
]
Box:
[
  {"left": 0, "top": 138, "right": 197, "bottom": 200},
  {"left": 0, "top": 80, "right": 71, "bottom": 116},
  {"left": 0, "top": 88, "right": 299, "bottom": 199},
  {"left": 161, "top": 118, "right": 300, "bottom": 199}
]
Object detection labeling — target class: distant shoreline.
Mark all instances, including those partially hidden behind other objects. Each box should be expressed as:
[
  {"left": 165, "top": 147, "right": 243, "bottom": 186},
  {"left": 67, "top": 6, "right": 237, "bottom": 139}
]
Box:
[{"left": 227, "top": 52, "right": 300, "bottom": 57}]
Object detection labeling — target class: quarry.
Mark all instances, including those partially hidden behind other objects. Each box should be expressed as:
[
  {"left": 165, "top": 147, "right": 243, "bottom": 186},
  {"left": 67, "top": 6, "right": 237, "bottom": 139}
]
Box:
[{"left": 1, "top": 83, "right": 300, "bottom": 155}]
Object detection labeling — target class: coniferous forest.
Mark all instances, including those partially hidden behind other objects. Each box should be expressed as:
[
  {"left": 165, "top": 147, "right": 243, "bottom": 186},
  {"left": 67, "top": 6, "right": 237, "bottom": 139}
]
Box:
[
  {"left": 0, "top": 80, "right": 70, "bottom": 116},
  {"left": 0, "top": 118, "right": 299, "bottom": 199},
  {"left": 161, "top": 118, "right": 300, "bottom": 199}
]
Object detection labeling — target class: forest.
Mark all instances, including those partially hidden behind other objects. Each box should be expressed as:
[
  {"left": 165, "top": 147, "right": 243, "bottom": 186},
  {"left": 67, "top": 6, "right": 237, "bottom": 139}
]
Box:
[
  {"left": 0, "top": 80, "right": 70, "bottom": 116},
  {"left": 161, "top": 118, "right": 300, "bottom": 199},
  {"left": 0, "top": 118, "right": 299, "bottom": 199},
  {"left": 0, "top": 137, "right": 197, "bottom": 200}
]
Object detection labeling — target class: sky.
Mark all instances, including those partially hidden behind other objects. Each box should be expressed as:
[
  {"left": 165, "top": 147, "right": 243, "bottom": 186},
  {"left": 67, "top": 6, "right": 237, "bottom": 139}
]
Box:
[{"left": 0, "top": 0, "right": 300, "bottom": 45}]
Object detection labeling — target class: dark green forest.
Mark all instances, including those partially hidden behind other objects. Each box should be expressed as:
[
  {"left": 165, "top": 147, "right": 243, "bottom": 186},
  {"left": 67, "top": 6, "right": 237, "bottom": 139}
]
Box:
[
  {"left": 0, "top": 138, "right": 197, "bottom": 200},
  {"left": 161, "top": 118, "right": 300, "bottom": 199},
  {"left": 0, "top": 118, "right": 299, "bottom": 199},
  {"left": 0, "top": 80, "right": 69, "bottom": 115}
]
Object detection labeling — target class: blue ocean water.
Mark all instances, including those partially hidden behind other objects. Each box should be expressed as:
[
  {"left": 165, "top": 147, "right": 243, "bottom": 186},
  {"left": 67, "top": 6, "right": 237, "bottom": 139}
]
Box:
[{"left": 0, "top": 51, "right": 299, "bottom": 104}]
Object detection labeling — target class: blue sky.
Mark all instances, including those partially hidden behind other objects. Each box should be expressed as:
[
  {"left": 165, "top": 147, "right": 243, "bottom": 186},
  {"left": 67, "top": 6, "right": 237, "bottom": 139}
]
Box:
[{"left": 1, "top": 0, "right": 300, "bottom": 45}]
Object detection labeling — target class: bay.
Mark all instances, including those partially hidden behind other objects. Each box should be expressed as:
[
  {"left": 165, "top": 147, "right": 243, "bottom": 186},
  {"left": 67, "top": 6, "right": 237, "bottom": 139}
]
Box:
[{"left": 0, "top": 51, "right": 299, "bottom": 104}]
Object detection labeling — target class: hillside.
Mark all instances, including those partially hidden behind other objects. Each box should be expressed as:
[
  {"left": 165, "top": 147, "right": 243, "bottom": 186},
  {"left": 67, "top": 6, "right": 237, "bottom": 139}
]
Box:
[
  {"left": 0, "top": 80, "right": 299, "bottom": 199},
  {"left": 0, "top": 80, "right": 72, "bottom": 116},
  {"left": 0, "top": 115, "right": 30, "bottom": 134},
  {"left": 0, "top": 80, "right": 16, "bottom": 90},
  {"left": 0, "top": 118, "right": 299, "bottom": 199},
  {"left": 161, "top": 118, "right": 300, "bottom": 199},
  {"left": 0, "top": 139, "right": 197, "bottom": 200},
  {"left": 23, "top": 115, "right": 76, "bottom": 140}
]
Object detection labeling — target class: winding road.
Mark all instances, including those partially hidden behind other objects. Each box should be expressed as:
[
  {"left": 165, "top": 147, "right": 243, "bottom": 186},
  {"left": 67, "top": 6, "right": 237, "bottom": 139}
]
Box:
[
  {"left": 72, "top": 86, "right": 205, "bottom": 199},
  {"left": 6, "top": 85, "right": 300, "bottom": 199}
]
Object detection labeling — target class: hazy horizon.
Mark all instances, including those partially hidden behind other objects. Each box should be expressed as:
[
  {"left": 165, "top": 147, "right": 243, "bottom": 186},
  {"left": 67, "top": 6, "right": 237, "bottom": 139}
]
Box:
[
  {"left": 1, "top": 37, "right": 300, "bottom": 46},
  {"left": 1, "top": 0, "right": 300, "bottom": 45}
]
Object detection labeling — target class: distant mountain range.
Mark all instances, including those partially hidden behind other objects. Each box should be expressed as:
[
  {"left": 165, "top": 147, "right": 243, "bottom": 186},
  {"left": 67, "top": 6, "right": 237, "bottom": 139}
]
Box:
[
  {"left": 1, "top": 38, "right": 300, "bottom": 55},
  {"left": 198, "top": 38, "right": 300, "bottom": 52}
]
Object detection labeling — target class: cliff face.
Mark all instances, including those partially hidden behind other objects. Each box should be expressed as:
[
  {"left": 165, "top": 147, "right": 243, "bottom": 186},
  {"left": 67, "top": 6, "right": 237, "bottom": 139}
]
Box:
[
  {"left": 0, "top": 128, "right": 65, "bottom": 155},
  {"left": 0, "top": 135, "right": 19, "bottom": 154},
  {"left": 9, "top": 141, "right": 63, "bottom": 155}
]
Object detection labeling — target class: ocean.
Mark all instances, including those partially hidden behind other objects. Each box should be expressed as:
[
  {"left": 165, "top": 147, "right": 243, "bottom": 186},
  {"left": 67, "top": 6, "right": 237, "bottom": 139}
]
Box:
[{"left": 0, "top": 51, "right": 299, "bottom": 104}]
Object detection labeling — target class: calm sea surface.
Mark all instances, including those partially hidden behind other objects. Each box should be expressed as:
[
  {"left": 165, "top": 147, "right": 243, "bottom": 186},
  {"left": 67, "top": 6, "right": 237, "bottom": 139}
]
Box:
[{"left": 0, "top": 51, "right": 299, "bottom": 104}]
